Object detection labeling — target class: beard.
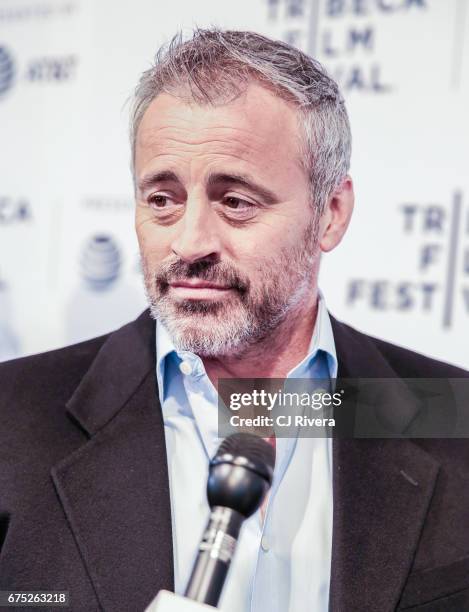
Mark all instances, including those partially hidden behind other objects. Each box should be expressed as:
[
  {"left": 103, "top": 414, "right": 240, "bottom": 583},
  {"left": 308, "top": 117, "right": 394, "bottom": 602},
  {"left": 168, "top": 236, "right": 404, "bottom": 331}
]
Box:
[{"left": 142, "top": 214, "right": 320, "bottom": 357}]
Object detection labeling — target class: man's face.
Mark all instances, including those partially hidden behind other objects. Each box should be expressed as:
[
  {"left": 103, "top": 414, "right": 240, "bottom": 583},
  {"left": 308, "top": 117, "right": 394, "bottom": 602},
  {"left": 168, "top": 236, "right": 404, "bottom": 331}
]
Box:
[{"left": 134, "top": 83, "right": 321, "bottom": 356}]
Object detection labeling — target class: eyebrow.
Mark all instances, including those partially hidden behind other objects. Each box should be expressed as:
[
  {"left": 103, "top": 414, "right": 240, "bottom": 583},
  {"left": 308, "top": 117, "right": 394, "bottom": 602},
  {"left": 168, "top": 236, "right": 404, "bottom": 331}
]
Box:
[
  {"left": 206, "top": 172, "right": 278, "bottom": 205},
  {"left": 137, "top": 170, "right": 179, "bottom": 193},
  {"left": 137, "top": 170, "right": 279, "bottom": 205}
]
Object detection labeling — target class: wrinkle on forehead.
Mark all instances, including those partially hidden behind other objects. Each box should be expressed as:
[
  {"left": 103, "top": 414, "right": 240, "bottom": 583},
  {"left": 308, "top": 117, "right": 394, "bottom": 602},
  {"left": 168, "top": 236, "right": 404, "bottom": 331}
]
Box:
[
  {"left": 139, "top": 121, "right": 265, "bottom": 145},
  {"left": 135, "top": 85, "right": 305, "bottom": 178},
  {"left": 137, "top": 130, "right": 265, "bottom": 166}
]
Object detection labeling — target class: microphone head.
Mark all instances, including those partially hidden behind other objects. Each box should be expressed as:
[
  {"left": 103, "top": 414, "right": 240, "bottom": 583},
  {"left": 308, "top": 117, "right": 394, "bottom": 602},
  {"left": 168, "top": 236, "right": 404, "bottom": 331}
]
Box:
[{"left": 207, "top": 433, "right": 275, "bottom": 518}]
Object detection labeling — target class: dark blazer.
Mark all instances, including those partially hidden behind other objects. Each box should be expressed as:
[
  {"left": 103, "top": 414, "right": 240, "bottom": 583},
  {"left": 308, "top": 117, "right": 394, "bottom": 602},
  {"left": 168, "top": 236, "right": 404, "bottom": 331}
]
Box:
[{"left": 1, "top": 310, "right": 469, "bottom": 612}]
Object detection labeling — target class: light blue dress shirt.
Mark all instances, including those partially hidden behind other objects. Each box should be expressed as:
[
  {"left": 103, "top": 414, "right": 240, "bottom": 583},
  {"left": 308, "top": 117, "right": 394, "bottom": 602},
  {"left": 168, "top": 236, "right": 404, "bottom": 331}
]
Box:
[{"left": 156, "top": 294, "right": 338, "bottom": 612}]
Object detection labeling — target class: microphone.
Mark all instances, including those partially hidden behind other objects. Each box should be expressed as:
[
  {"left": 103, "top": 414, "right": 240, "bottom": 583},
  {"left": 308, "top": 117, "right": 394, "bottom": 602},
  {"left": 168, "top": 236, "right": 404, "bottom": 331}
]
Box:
[{"left": 184, "top": 433, "right": 275, "bottom": 608}]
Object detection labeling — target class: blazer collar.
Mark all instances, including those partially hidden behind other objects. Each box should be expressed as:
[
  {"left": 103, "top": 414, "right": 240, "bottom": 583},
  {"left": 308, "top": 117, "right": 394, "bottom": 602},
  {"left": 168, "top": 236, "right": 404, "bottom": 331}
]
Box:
[
  {"left": 330, "top": 314, "right": 398, "bottom": 379},
  {"left": 65, "top": 309, "right": 156, "bottom": 436}
]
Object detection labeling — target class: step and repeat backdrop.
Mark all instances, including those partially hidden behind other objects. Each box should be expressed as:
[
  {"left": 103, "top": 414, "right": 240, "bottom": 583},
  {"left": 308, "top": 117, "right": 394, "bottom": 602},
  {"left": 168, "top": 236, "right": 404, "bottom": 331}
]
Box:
[{"left": 1, "top": 0, "right": 468, "bottom": 367}]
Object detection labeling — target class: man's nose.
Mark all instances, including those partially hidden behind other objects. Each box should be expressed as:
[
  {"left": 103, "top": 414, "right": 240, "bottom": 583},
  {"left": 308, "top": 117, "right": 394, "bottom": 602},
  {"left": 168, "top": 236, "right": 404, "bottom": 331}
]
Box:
[{"left": 171, "top": 199, "right": 221, "bottom": 264}]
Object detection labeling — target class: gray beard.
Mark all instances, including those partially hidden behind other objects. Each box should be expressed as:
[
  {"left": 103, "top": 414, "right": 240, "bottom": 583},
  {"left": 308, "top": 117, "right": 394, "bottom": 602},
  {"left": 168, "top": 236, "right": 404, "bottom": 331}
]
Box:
[
  {"left": 147, "top": 274, "right": 310, "bottom": 357},
  {"left": 142, "top": 213, "right": 319, "bottom": 357}
]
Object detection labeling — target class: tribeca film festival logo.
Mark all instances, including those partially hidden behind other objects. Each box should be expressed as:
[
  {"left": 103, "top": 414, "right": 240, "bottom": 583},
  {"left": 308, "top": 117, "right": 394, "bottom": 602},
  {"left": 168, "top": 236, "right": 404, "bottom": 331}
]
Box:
[
  {"left": 0, "top": 44, "right": 77, "bottom": 100},
  {"left": 347, "top": 191, "right": 468, "bottom": 327},
  {"left": 266, "top": 0, "right": 426, "bottom": 93}
]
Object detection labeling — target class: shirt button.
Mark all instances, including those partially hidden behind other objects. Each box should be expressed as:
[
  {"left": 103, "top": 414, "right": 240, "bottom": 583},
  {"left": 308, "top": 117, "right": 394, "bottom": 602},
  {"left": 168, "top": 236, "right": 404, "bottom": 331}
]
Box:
[
  {"left": 261, "top": 535, "right": 271, "bottom": 552},
  {"left": 179, "top": 361, "right": 193, "bottom": 376}
]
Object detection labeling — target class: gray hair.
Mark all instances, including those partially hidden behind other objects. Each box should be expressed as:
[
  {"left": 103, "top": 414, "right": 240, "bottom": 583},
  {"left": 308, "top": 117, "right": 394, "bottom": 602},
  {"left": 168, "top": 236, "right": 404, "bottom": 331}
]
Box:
[{"left": 130, "top": 28, "right": 351, "bottom": 214}]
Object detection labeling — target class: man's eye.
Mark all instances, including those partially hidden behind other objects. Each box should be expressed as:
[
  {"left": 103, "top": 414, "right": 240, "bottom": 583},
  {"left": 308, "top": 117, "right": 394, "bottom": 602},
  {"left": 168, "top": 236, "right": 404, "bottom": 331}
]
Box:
[
  {"left": 223, "top": 196, "right": 256, "bottom": 211},
  {"left": 147, "top": 194, "right": 174, "bottom": 209}
]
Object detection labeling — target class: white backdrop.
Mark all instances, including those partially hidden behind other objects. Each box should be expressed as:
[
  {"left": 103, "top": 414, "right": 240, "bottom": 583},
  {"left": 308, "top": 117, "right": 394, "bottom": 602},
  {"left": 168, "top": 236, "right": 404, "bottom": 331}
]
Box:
[{"left": 1, "top": 0, "right": 468, "bottom": 367}]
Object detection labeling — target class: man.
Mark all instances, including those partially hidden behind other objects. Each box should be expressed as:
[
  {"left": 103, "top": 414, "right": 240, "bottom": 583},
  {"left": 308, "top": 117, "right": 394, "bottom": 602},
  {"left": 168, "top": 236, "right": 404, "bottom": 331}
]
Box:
[{"left": 1, "top": 29, "right": 469, "bottom": 612}]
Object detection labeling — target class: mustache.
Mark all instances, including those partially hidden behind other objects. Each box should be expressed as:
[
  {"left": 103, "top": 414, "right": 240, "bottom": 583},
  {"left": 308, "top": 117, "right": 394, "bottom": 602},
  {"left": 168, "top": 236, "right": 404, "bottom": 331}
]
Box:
[{"left": 155, "top": 259, "right": 250, "bottom": 294}]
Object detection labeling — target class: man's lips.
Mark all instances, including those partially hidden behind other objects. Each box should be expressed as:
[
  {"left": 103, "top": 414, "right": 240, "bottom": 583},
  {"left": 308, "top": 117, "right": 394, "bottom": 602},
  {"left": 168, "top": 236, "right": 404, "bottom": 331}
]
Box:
[
  {"left": 168, "top": 279, "right": 233, "bottom": 299},
  {"left": 169, "top": 279, "right": 231, "bottom": 289}
]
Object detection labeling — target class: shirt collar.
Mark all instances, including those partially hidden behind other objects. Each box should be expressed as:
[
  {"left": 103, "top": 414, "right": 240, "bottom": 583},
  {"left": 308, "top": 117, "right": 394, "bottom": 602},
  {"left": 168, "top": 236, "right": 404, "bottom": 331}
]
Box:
[
  {"left": 288, "top": 290, "right": 338, "bottom": 379},
  {"left": 155, "top": 291, "right": 337, "bottom": 400}
]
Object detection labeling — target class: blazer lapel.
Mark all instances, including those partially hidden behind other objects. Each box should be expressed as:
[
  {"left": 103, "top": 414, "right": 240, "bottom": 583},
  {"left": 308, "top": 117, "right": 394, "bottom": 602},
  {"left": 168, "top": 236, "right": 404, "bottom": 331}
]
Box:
[
  {"left": 329, "top": 317, "right": 440, "bottom": 611},
  {"left": 51, "top": 311, "right": 173, "bottom": 612}
]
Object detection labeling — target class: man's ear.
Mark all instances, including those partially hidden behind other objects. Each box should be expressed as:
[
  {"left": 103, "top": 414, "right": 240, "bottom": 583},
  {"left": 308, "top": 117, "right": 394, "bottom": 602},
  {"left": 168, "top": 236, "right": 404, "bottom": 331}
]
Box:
[{"left": 319, "top": 176, "right": 354, "bottom": 253}]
